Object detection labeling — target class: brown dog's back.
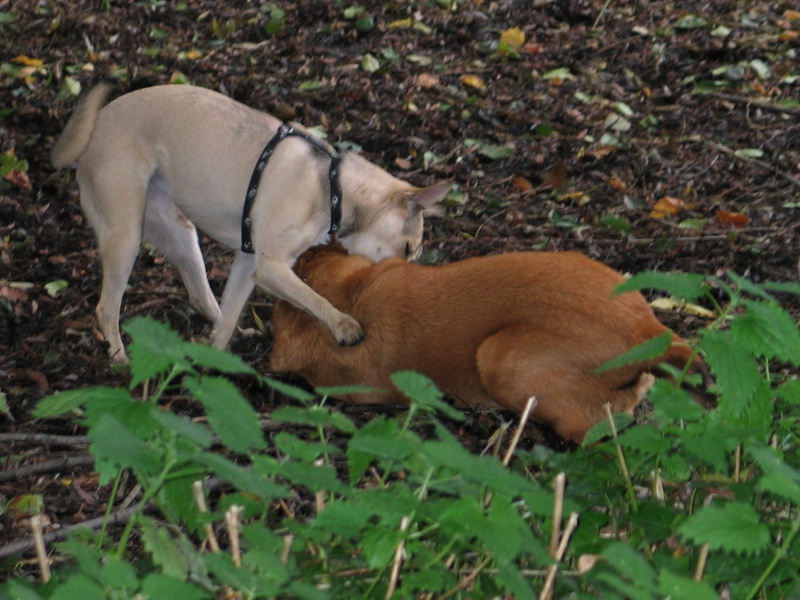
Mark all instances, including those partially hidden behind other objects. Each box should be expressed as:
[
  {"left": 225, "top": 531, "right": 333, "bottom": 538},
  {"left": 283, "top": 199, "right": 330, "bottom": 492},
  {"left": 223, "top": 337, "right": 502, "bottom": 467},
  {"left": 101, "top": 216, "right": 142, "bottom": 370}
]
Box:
[{"left": 270, "top": 245, "right": 704, "bottom": 442}]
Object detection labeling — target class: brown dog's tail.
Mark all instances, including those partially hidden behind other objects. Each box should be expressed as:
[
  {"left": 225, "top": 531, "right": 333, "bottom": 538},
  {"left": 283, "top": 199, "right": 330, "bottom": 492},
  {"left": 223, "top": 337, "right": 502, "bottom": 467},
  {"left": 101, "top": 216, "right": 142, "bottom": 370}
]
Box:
[{"left": 51, "top": 83, "right": 114, "bottom": 169}]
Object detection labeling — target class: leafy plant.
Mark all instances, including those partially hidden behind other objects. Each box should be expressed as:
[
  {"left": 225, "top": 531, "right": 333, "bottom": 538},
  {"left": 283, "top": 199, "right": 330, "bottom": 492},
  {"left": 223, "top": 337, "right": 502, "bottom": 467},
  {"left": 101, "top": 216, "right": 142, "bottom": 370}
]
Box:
[{"left": 4, "top": 268, "right": 799, "bottom": 598}]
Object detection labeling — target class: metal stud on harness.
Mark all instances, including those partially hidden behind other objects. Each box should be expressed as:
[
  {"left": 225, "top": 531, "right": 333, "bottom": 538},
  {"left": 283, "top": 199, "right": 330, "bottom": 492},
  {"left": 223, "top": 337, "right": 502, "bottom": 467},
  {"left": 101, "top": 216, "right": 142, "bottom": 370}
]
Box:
[{"left": 240, "top": 123, "right": 343, "bottom": 254}]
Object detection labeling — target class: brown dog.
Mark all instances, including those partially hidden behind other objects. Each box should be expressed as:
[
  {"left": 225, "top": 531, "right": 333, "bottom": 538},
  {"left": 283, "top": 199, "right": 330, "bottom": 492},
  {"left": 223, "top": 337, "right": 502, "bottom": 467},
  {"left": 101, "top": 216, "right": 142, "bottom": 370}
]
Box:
[{"left": 270, "top": 244, "right": 705, "bottom": 443}]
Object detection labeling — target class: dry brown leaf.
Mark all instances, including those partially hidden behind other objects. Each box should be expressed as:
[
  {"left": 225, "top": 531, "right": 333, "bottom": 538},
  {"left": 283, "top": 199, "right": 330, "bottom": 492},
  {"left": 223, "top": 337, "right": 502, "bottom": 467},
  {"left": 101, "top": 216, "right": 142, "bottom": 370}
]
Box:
[
  {"left": 394, "top": 157, "right": 412, "bottom": 170},
  {"left": 512, "top": 176, "right": 533, "bottom": 191},
  {"left": 588, "top": 145, "right": 616, "bottom": 159},
  {"left": 784, "top": 9, "right": 800, "bottom": 21},
  {"left": 716, "top": 209, "right": 750, "bottom": 229},
  {"left": 4, "top": 170, "right": 32, "bottom": 190},
  {"left": 607, "top": 175, "right": 627, "bottom": 191},
  {"left": 415, "top": 73, "right": 440, "bottom": 89},
  {"left": 779, "top": 30, "right": 799, "bottom": 41}
]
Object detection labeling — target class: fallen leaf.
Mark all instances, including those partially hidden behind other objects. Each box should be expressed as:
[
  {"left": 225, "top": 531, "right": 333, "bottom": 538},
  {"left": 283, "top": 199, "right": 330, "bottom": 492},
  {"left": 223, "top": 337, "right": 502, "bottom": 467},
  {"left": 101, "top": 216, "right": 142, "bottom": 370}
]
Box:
[
  {"left": 415, "top": 73, "right": 440, "bottom": 89},
  {"left": 13, "top": 55, "right": 43, "bottom": 67},
  {"left": 650, "top": 297, "right": 716, "bottom": 318},
  {"left": 499, "top": 26, "right": 525, "bottom": 49},
  {"left": 394, "top": 157, "right": 412, "bottom": 170},
  {"left": 608, "top": 175, "right": 627, "bottom": 191},
  {"left": 588, "top": 145, "right": 616, "bottom": 159},
  {"left": 779, "top": 31, "right": 799, "bottom": 42},
  {"left": 716, "top": 209, "right": 749, "bottom": 229},
  {"left": 4, "top": 169, "right": 32, "bottom": 190},
  {"left": 461, "top": 74, "right": 485, "bottom": 89},
  {"left": 784, "top": 9, "right": 800, "bottom": 21},
  {"left": 7, "top": 494, "right": 44, "bottom": 519},
  {"left": 512, "top": 176, "right": 533, "bottom": 191},
  {"left": 648, "top": 196, "right": 684, "bottom": 219}
]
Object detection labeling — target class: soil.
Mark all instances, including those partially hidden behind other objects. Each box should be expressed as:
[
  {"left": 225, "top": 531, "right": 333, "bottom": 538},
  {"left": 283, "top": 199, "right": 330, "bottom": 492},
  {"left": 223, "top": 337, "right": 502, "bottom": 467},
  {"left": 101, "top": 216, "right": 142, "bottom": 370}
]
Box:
[{"left": 1, "top": 0, "right": 798, "bottom": 576}]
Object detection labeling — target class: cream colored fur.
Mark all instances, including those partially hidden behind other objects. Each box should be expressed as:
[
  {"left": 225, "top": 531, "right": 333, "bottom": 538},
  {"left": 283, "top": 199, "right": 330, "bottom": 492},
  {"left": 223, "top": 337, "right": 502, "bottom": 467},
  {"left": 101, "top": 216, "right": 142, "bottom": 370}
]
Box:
[
  {"left": 270, "top": 244, "right": 707, "bottom": 443},
  {"left": 52, "top": 84, "right": 448, "bottom": 361}
]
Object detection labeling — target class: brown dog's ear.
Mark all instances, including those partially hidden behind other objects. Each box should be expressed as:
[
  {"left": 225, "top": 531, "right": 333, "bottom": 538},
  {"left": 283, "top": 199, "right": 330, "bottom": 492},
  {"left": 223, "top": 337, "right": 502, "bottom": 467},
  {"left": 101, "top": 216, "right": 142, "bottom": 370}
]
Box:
[{"left": 407, "top": 182, "right": 451, "bottom": 217}]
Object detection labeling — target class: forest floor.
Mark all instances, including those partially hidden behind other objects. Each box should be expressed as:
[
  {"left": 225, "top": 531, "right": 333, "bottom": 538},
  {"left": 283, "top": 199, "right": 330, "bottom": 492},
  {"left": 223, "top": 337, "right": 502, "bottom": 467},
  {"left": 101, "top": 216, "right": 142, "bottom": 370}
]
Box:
[{"left": 1, "top": 0, "right": 798, "bottom": 576}]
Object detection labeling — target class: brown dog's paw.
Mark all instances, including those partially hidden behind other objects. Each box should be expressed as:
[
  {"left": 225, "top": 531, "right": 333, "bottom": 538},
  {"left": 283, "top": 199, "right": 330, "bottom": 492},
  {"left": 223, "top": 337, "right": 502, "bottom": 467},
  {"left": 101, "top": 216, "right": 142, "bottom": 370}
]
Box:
[{"left": 334, "top": 315, "right": 364, "bottom": 347}]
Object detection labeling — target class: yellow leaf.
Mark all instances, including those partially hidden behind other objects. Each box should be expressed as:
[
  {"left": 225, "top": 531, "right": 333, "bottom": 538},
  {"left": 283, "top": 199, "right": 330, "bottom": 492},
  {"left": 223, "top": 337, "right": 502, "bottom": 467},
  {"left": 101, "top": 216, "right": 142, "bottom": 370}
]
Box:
[
  {"left": 461, "top": 74, "right": 485, "bottom": 89},
  {"left": 650, "top": 298, "right": 716, "bottom": 319},
  {"left": 388, "top": 18, "right": 414, "bottom": 29},
  {"left": 784, "top": 9, "right": 800, "bottom": 21},
  {"left": 648, "top": 196, "right": 684, "bottom": 219},
  {"left": 13, "top": 55, "right": 43, "bottom": 67},
  {"left": 499, "top": 27, "right": 525, "bottom": 49}
]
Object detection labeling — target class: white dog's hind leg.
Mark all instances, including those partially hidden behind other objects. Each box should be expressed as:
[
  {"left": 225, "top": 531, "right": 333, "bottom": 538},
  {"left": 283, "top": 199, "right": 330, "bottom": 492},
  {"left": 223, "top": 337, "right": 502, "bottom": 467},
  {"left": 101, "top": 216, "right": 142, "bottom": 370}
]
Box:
[
  {"left": 211, "top": 251, "right": 256, "bottom": 349},
  {"left": 142, "top": 180, "right": 223, "bottom": 326},
  {"left": 81, "top": 189, "right": 144, "bottom": 364}
]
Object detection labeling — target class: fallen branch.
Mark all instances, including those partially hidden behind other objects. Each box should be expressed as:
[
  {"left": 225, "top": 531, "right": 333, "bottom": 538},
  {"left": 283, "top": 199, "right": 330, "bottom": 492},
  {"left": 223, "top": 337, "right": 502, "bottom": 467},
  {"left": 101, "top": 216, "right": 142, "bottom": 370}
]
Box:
[
  {"left": 0, "top": 455, "right": 96, "bottom": 483},
  {"left": 0, "top": 504, "right": 148, "bottom": 560},
  {"left": 0, "top": 433, "right": 89, "bottom": 446},
  {"left": 707, "top": 141, "right": 800, "bottom": 190},
  {"left": 697, "top": 91, "right": 800, "bottom": 118}
]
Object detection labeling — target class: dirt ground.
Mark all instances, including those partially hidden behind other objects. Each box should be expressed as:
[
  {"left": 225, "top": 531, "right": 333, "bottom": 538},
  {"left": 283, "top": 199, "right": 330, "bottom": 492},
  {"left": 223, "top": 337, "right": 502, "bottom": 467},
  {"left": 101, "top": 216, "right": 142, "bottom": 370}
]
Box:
[{"left": 1, "top": 0, "right": 798, "bottom": 571}]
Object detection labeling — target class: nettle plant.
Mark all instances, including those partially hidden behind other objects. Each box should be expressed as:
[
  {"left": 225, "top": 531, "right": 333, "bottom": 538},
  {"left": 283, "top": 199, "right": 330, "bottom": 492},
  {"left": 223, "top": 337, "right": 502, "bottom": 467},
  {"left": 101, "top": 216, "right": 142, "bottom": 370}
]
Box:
[{"left": 3, "top": 270, "right": 798, "bottom": 599}]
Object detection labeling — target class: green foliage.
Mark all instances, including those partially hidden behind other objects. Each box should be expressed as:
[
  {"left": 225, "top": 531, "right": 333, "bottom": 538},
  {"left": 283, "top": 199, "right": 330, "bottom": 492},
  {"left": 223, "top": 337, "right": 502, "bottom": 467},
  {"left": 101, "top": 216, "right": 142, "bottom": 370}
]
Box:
[{"left": 6, "top": 269, "right": 800, "bottom": 598}]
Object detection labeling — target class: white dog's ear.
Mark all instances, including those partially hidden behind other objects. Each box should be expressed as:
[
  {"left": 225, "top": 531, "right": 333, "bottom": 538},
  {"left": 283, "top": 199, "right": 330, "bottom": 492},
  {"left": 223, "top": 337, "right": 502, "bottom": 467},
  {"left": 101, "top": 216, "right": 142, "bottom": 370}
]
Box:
[{"left": 408, "top": 182, "right": 451, "bottom": 217}]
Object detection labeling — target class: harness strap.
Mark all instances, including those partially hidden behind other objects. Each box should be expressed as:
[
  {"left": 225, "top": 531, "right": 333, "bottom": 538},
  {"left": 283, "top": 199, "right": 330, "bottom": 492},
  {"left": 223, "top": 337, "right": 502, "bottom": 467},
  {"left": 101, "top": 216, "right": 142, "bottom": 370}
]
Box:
[{"left": 241, "top": 123, "right": 342, "bottom": 254}]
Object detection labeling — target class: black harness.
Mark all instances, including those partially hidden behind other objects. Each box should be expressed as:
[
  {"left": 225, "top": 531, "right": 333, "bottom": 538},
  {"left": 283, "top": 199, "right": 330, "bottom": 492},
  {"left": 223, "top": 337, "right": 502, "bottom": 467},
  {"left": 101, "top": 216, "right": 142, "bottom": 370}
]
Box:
[{"left": 241, "top": 123, "right": 343, "bottom": 254}]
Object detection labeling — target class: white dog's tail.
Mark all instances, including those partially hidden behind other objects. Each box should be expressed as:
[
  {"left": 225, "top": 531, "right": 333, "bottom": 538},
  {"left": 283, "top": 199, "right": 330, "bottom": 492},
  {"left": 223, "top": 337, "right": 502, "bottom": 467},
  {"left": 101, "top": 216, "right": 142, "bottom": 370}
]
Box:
[{"left": 51, "top": 83, "right": 114, "bottom": 169}]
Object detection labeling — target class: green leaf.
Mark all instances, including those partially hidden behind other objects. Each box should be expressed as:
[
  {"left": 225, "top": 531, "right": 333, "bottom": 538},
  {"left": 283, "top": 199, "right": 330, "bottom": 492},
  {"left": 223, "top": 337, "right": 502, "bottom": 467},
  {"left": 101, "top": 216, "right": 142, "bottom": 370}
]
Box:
[
  {"left": 184, "top": 375, "right": 266, "bottom": 453},
  {"left": 360, "top": 526, "right": 402, "bottom": 569},
  {"left": 731, "top": 300, "right": 800, "bottom": 364},
  {"left": 674, "top": 14, "right": 707, "bottom": 29},
  {"left": 391, "top": 370, "right": 465, "bottom": 421},
  {"left": 124, "top": 317, "right": 188, "bottom": 386},
  {"left": 542, "top": 67, "right": 573, "bottom": 80},
  {"left": 271, "top": 405, "right": 356, "bottom": 433},
  {"left": 89, "top": 413, "right": 163, "bottom": 477},
  {"left": 314, "top": 501, "right": 369, "bottom": 538},
  {"left": 360, "top": 53, "right": 380, "bottom": 73},
  {"left": 151, "top": 409, "right": 213, "bottom": 448},
  {"left": 44, "top": 279, "right": 68, "bottom": 298},
  {"left": 34, "top": 387, "right": 132, "bottom": 418},
  {"left": 182, "top": 344, "right": 257, "bottom": 376},
  {"left": 749, "top": 445, "right": 800, "bottom": 504},
  {"left": 141, "top": 516, "right": 208, "bottom": 582},
  {"left": 264, "top": 377, "right": 317, "bottom": 402},
  {"left": 141, "top": 574, "right": 212, "bottom": 600},
  {"left": 658, "top": 570, "right": 719, "bottom": 600},
  {"left": 595, "top": 331, "right": 673, "bottom": 372},
  {"left": 197, "top": 452, "right": 287, "bottom": 499},
  {"left": 602, "top": 541, "right": 657, "bottom": 587},
  {"left": 315, "top": 384, "right": 376, "bottom": 397},
  {"left": 677, "top": 501, "right": 771, "bottom": 554},
  {"left": 49, "top": 574, "right": 105, "bottom": 600},
  {"left": 614, "top": 271, "right": 709, "bottom": 301},
  {"left": 701, "top": 330, "right": 761, "bottom": 417},
  {"left": 298, "top": 79, "right": 324, "bottom": 91},
  {"left": 99, "top": 556, "right": 139, "bottom": 591},
  {"left": 273, "top": 432, "right": 338, "bottom": 461}
]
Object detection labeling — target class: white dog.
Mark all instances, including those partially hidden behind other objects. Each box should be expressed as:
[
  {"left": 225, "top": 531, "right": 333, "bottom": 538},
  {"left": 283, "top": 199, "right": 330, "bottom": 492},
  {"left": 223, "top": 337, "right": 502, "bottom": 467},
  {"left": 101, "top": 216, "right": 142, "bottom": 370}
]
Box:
[{"left": 52, "top": 84, "right": 448, "bottom": 361}]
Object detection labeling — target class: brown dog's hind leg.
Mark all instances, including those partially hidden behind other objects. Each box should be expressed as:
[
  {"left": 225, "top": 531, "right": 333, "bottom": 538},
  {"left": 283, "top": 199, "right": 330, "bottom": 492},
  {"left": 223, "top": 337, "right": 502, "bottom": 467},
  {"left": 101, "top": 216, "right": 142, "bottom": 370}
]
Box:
[{"left": 475, "top": 327, "right": 653, "bottom": 443}]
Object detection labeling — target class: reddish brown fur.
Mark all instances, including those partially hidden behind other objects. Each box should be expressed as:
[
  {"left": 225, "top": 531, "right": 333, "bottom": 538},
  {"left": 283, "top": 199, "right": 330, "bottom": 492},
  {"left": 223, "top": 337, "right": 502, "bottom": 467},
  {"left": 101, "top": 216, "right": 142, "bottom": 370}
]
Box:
[{"left": 270, "top": 244, "right": 705, "bottom": 443}]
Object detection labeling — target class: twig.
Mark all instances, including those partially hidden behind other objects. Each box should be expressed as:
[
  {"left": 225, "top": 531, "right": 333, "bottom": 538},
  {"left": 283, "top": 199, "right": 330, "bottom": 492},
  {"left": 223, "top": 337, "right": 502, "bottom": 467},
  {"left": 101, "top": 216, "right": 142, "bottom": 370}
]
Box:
[
  {"left": 592, "top": 0, "right": 613, "bottom": 29},
  {"left": 386, "top": 516, "right": 411, "bottom": 599},
  {"left": 439, "top": 554, "right": 493, "bottom": 600},
  {"left": 694, "top": 543, "right": 710, "bottom": 582},
  {"left": 707, "top": 141, "right": 800, "bottom": 189},
  {"left": 501, "top": 396, "right": 537, "bottom": 467},
  {"left": 225, "top": 505, "right": 243, "bottom": 567},
  {"left": 0, "top": 455, "right": 96, "bottom": 483},
  {"left": 0, "top": 503, "right": 149, "bottom": 560},
  {"left": 192, "top": 480, "right": 220, "bottom": 553},
  {"left": 604, "top": 403, "right": 638, "bottom": 512},
  {"left": 539, "top": 512, "right": 580, "bottom": 600},
  {"left": 281, "top": 535, "right": 294, "bottom": 565},
  {"left": 550, "top": 473, "right": 566, "bottom": 557},
  {"left": 734, "top": 444, "right": 742, "bottom": 482},
  {"left": 0, "top": 433, "right": 90, "bottom": 446},
  {"left": 30, "top": 514, "right": 51, "bottom": 583},
  {"left": 697, "top": 91, "right": 800, "bottom": 117}
]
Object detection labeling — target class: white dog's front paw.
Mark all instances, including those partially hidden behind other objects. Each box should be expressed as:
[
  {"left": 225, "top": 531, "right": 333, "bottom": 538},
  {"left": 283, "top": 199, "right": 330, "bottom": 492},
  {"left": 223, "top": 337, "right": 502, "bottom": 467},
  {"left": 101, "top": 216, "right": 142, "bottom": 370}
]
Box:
[{"left": 333, "top": 314, "right": 364, "bottom": 347}]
